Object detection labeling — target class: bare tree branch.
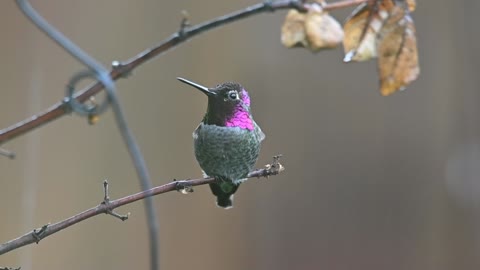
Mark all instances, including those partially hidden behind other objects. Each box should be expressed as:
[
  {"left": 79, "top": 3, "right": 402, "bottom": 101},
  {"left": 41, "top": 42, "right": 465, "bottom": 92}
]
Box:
[
  {"left": 0, "top": 157, "right": 284, "bottom": 255},
  {"left": 0, "top": 0, "right": 367, "bottom": 145}
]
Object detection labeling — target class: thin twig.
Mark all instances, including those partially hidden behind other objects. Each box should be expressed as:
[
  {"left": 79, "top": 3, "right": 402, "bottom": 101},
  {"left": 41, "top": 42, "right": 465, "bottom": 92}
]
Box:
[
  {"left": 0, "top": 158, "right": 284, "bottom": 255},
  {"left": 102, "top": 180, "right": 130, "bottom": 221},
  {"left": 0, "top": 0, "right": 367, "bottom": 145},
  {"left": 323, "top": 0, "right": 371, "bottom": 10},
  {"left": 14, "top": 1, "right": 159, "bottom": 269}
]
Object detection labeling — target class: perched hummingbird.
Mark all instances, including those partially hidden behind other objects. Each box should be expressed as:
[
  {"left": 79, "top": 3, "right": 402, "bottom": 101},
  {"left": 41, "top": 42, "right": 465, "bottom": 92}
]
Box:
[{"left": 177, "top": 77, "right": 265, "bottom": 209}]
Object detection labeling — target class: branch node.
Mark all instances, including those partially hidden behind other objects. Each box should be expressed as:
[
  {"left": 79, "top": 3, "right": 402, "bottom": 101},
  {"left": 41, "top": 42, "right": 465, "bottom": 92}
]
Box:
[
  {"left": 62, "top": 97, "right": 73, "bottom": 114},
  {"left": 111, "top": 60, "right": 132, "bottom": 78},
  {"left": 0, "top": 148, "right": 16, "bottom": 159},
  {"left": 101, "top": 180, "right": 129, "bottom": 221},
  {"left": 263, "top": 0, "right": 275, "bottom": 12},
  {"left": 32, "top": 224, "right": 49, "bottom": 244},
  {"left": 178, "top": 10, "right": 191, "bottom": 39},
  {"left": 289, "top": 0, "right": 308, "bottom": 12}
]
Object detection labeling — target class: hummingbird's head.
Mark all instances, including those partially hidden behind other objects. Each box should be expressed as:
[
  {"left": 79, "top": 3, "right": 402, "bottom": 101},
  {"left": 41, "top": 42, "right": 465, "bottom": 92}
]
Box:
[{"left": 177, "top": 77, "right": 254, "bottom": 130}]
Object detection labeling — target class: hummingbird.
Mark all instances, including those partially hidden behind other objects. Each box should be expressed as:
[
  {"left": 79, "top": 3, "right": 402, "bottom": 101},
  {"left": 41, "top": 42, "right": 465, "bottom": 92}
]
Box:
[{"left": 177, "top": 77, "right": 265, "bottom": 209}]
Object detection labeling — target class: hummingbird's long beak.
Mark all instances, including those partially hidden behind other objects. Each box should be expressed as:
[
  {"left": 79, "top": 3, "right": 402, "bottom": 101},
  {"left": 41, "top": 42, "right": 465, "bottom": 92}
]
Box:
[{"left": 177, "top": 77, "right": 216, "bottom": 96}]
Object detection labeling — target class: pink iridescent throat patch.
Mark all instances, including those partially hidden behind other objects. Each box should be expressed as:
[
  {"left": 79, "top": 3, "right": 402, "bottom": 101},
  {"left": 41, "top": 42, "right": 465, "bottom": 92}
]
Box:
[{"left": 224, "top": 89, "right": 254, "bottom": 131}]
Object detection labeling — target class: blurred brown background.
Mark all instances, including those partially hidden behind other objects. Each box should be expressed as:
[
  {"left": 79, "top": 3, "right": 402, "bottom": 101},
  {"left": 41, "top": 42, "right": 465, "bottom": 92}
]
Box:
[{"left": 1, "top": 1, "right": 479, "bottom": 270}]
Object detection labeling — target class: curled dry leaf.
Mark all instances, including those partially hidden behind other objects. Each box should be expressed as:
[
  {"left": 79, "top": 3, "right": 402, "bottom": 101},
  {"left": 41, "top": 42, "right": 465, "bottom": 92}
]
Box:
[
  {"left": 305, "top": 5, "right": 344, "bottom": 51},
  {"left": 377, "top": 5, "right": 419, "bottom": 96},
  {"left": 281, "top": 4, "right": 343, "bottom": 52},
  {"left": 343, "top": 0, "right": 420, "bottom": 95},
  {"left": 343, "top": 3, "right": 380, "bottom": 62},
  {"left": 406, "top": 0, "right": 416, "bottom": 12},
  {"left": 281, "top": 9, "right": 308, "bottom": 48}
]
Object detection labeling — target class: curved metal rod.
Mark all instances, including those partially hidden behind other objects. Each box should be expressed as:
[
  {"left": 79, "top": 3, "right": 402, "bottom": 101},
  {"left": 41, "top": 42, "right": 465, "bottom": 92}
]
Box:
[{"left": 15, "top": 1, "right": 159, "bottom": 270}]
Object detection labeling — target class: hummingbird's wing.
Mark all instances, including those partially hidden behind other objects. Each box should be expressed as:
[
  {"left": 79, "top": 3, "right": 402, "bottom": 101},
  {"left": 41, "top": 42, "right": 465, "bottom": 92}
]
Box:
[{"left": 254, "top": 122, "right": 265, "bottom": 142}]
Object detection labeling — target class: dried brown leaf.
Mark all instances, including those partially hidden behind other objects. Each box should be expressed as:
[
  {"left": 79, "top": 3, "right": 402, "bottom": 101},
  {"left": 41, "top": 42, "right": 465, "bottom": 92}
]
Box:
[
  {"left": 343, "top": 3, "right": 381, "bottom": 62},
  {"left": 406, "top": 0, "right": 416, "bottom": 11},
  {"left": 282, "top": 4, "right": 343, "bottom": 52},
  {"left": 305, "top": 7, "right": 343, "bottom": 51},
  {"left": 378, "top": 0, "right": 396, "bottom": 10},
  {"left": 281, "top": 10, "right": 308, "bottom": 48},
  {"left": 377, "top": 6, "right": 419, "bottom": 96},
  {"left": 379, "top": 0, "right": 415, "bottom": 12}
]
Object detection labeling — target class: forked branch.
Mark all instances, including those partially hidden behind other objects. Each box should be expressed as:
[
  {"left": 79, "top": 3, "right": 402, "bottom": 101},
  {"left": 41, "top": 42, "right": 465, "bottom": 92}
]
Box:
[{"left": 0, "top": 156, "right": 284, "bottom": 255}]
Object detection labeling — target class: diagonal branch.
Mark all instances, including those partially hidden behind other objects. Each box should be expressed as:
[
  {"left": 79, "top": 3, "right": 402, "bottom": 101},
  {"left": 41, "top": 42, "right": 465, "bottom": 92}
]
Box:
[
  {"left": 0, "top": 158, "right": 284, "bottom": 255},
  {"left": 0, "top": 0, "right": 368, "bottom": 145}
]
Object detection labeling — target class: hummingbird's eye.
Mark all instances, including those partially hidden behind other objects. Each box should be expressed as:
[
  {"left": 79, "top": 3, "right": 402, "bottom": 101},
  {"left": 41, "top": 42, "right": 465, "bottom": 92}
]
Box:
[{"left": 228, "top": 91, "right": 238, "bottom": 100}]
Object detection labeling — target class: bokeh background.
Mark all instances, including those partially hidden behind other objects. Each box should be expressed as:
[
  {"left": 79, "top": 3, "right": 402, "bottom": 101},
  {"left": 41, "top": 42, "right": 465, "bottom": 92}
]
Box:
[{"left": 1, "top": 1, "right": 479, "bottom": 270}]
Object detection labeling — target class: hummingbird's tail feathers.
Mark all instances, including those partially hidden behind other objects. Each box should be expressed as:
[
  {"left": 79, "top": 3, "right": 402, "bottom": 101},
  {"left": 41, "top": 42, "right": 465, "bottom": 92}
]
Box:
[
  {"left": 209, "top": 183, "right": 239, "bottom": 209},
  {"left": 216, "top": 194, "right": 234, "bottom": 209}
]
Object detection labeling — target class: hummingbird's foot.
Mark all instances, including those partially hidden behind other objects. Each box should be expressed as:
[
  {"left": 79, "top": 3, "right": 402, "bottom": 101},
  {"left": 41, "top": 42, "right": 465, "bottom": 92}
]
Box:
[
  {"left": 101, "top": 180, "right": 130, "bottom": 221},
  {"left": 174, "top": 180, "right": 194, "bottom": 194},
  {"left": 213, "top": 176, "right": 230, "bottom": 184}
]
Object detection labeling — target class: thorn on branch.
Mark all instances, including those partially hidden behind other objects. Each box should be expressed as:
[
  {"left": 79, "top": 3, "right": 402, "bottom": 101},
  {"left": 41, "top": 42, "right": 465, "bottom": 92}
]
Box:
[
  {"left": 178, "top": 10, "right": 191, "bottom": 38},
  {"left": 32, "top": 224, "right": 49, "bottom": 244},
  {"left": 101, "top": 180, "right": 129, "bottom": 221},
  {"left": 103, "top": 179, "right": 110, "bottom": 201},
  {"left": 108, "top": 209, "right": 130, "bottom": 221},
  {"left": 0, "top": 148, "right": 16, "bottom": 159}
]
